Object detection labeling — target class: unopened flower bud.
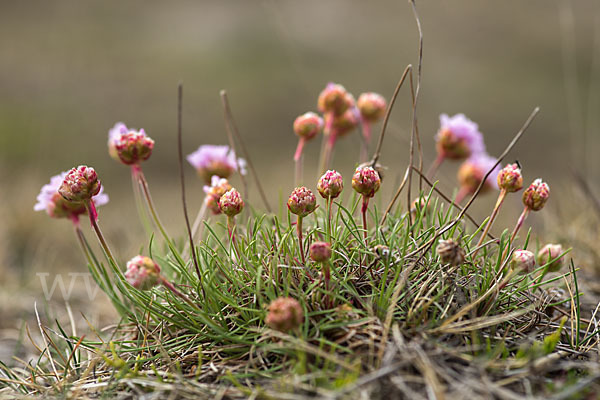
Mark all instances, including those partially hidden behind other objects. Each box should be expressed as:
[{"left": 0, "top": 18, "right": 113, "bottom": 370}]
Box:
[
  {"left": 294, "top": 112, "right": 323, "bottom": 141},
  {"left": 522, "top": 179, "right": 550, "bottom": 211},
  {"left": 265, "top": 297, "right": 304, "bottom": 332},
  {"left": 436, "top": 239, "right": 465, "bottom": 266},
  {"left": 115, "top": 129, "right": 155, "bottom": 165},
  {"left": 497, "top": 163, "right": 523, "bottom": 193},
  {"left": 309, "top": 241, "right": 332, "bottom": 262},
  {"left": 410, "top": 196, "right": 431, "bottom": 215},
  {"left": 352, "top": 166, "right": 381, "bottom": 198},
  {"left": 287, "top": 187, "right": 317, "bottom": 217},
  {"left": 204, "top": 176, "right": 232, "bottom": 215},
  {"left": 59, "top": 166, "right": 101, "bottom": 202},
  {"left": 537, "top": 244, "right": 564, "bottom": 272},
  {"left": 125, "top": 255, "right": 161, "bottom": 290},
  {"left": 357, "top": 92, "right": 386, "bottom": 122},
  {"left": 219, "top": 188, "right": 244, "bottom": 217},
  {"left": 329, "top": 108, "right": 359, "bottom": 137},
  {"left": 317, "top": 170, "right": 344, "bottom": 199},
  {"left": 510, "top": 249, "right": 535, "bottom": 274},
  {"left": 317, "top": 83, "right": 350, "bottom": 116}
]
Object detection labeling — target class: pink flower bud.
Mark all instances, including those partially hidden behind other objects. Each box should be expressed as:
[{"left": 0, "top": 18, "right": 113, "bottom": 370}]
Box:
[
  {"left": 309, "top": 241, "right": 332, "bottom": 262},
  {"left": 265, "top": 297, "right": 304, "bottom": 332},
  {"left": 114, "top": 129, "right": 155, "bottom": 165},
  {"left": 436, "top": 239, "right": 465, "bottom": 266},
  {"left": 59, "top": 166, "right": 101, "bottom": 203},
  {"left": 457, "top": 153, "right": 500, "bottom": 194},
  {"left": 351, "top": 166, "right": 381, "bottom": 198},
  {"left": 125, "top": 255, "right": 161, "bottom": 290},
  {"left": 293, "top": 112, "right": 323, "bottom": 140},
  {"left": 522, "top": 179, "right": 550, "bottom": 211},
  {"left": 537, "top": 244, "right": 564, "bottom": 272},
  {"left": 35, "top": 171, "right": 109, "bottom": 220},
  {"left": 497, "top": 163, "right": 523, "bottom": 193},
  {"left": 328, "top": 108, "right": 360, "bottom": 137},
  {"left": 510, "top": 250, "right": 535, "bottom": 274},
  {"left": 357, "top": 92, "right": 386, "bottom": 122},
  {"left": 219, "top": 188, "right": 244, "bottom": 217},
  {"left": 435, "top": 114, "right": 484, "bottom": 160},
  {"left": 317, "top": 83, "right": 350, "bottom": 116},
  {"left": 287, "top": 187, "right": 317, "bottom": 217},
  {"left": 203, "top": 176, "right": 233, "bottom": 215},
  {"left": 317, "top": 170, "right": 344, "bottom": 199}
]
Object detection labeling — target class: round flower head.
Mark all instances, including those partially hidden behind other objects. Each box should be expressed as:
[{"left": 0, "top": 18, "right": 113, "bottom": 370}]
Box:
[
  {"left": 187, "top": 145, "right": 245, "bottom": 184},
  {"left": 537, "top": 244, "right": 564, "bottom": 272},
  {"left": 219, "top": 188, "right": 244, "bottom": 217},
  {"left": 435, "top": 114, "right": 485, "bottom": 160},
  {"left": 410, "top": 195, "right": 432, "bottom": 215},
  {"left": 497, "top": 163, "right": 523, "bottom": 193},
  {"left": 457, "top": 153, "right": 500, "bottom": 194},
  {"left": 317, "top": 170, "right": 343, "bottom": 199},
  {"left": 510, "top": 249, "right": 535, "bottom": 274},
  {"left": 108, "top": 122, "right": 128, "bottom": 161},
  {"left": 287, "top": 187, "right": 317, "bottom": 217},
  {"left": 203, "top": 176, "right": 233, "bottom": 215},
  {"left": 293, "top": 112, "right": 324, "bottom": 141},
  {"left": 329, "top": 107, "right": 360, "bottom": 137},
  {"left": 114, "top": 129, "right": 154, "bottom": 165},
  {"left": 522, "top": 179, "right": 550, "bottom": 211},
  {"left": 436, "top": 239, "right": 465, "bottom": 266},
  {"left": 58, "top": 166, "right": 101, "bottom": 203},
  {"left": 317, "top": 83, "right": 350, "bottom": 116},
  {"left": 357, "top": 92, "right": 386, "bottom": 122},
  {"left": 265, "top": 297, "right": 304, "bottom": 332},
  {"left": 125, "top": 255, "right": 161, "bottom": 290},
  {"left": 352, "top": 166, "right": 381, "bottom": 198},
  {"left": 309, "top": 241, "right": 332, "bottom": 262},
  {"left": 34, "top": 171, "right": 109, "bottom": 220}
]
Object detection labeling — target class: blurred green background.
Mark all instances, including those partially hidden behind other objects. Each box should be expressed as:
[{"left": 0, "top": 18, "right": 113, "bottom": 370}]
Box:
[{"left": 1, "top": 0, "right": 598, "bottom": 328}]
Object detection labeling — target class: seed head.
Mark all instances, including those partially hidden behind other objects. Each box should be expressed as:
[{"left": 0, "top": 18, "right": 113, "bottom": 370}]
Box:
[
  {"left": 287, "top": 187, "right": 317, "bottom": 217},
  {"left": 497, "top": 163, "right": 523, "bottom": 193},
  {"left": 317, "top": 170, "right": 344, "bottom": 199},
  {"left": 522, "top": 179, "right": 550, "bottom": 211},
  {"left": 265, "top": 297, "right": 304, "bottom": 332},
  {"left": 537, "top": 244, "right": 564, "bottom": 272},
  {"left": 59, "top": 166, "right": 101, "bottom": 203},
  {"left": 510, "top": 249, "right": 535, "bottom": 274},
  {"left": 125, "top": 255, "right": 161, "bottom": 290},
  {"left": 114, "top": 129, "right": 155, "bottom": 165},
  {"left": 352, "top": 166, "right": 381, "bottom": 198},
  {"left": 357, "top": 92, "right": 386, "bottom": 122},
  {"left": 219, "top": 188, "right": 244, "bottom": 217},
  {"left": 317, "top": 83, "right": 350, "bottom": 116},
  {"left": 293, "top": 112, "right": 323, "bottom": 140},
  {"left": 436, "top": 239, "right": 465, "bottom": 266},
  {"left": 309, "top": 241, "right": 332, "bottom": 262}
]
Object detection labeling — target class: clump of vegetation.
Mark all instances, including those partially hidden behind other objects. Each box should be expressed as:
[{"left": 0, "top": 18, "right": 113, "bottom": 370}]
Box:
[{"left": 3, "top": 4, "right": 599, "bottom": 399}]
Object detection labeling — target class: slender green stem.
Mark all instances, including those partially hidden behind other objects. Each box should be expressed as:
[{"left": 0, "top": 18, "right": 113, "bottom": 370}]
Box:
[
  {"left": 136, "top": 167, "right": 171, "bottom": 245},
  {"left": 84, "top": 201, "right": 118, "bottom": 271},
  {"left": 326, "top": 196, "right": 332, "bottom": 243},
  {"left": 297, "top": 216, "right": 305, "bottom": 265},
  {"left": 472, "top": 189, "right": 507, "bottom": 259}
]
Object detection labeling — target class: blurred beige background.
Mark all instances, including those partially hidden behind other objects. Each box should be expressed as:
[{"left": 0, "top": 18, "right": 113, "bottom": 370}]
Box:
[{"left": 0, "top": 1, "right": 599, "bottom": 326}]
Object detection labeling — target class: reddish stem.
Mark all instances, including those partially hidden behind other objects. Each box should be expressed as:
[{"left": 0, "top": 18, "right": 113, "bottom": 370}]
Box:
[
  {"left": 294, "top": 138, "right": 306, "bottom": 162},
  {"left": 426, "top": 153, "right": 445, "bottom": 179},
  {"left": 455, "top": 186, "right": 470, "bottom": 204},
  {"left": 160, "top": 277, "right": 199, "bottom": 309}
]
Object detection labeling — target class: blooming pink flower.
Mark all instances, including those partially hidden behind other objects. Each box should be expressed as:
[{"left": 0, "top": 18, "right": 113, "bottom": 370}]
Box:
[
  {"left": 34, "top": 171, "right": 109, "bottom": 220},
  {"left": 457, "top": 153, "right": 500, "bottom": 194},
  {"left": 108, "top": 122, "right": 129, "bottom": 160},
  {"left": 187, "top": 145, "right": 246, "bottom": 184},
  {"left": 436, "top": 114, "right": 485, "bottom": 159}
]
